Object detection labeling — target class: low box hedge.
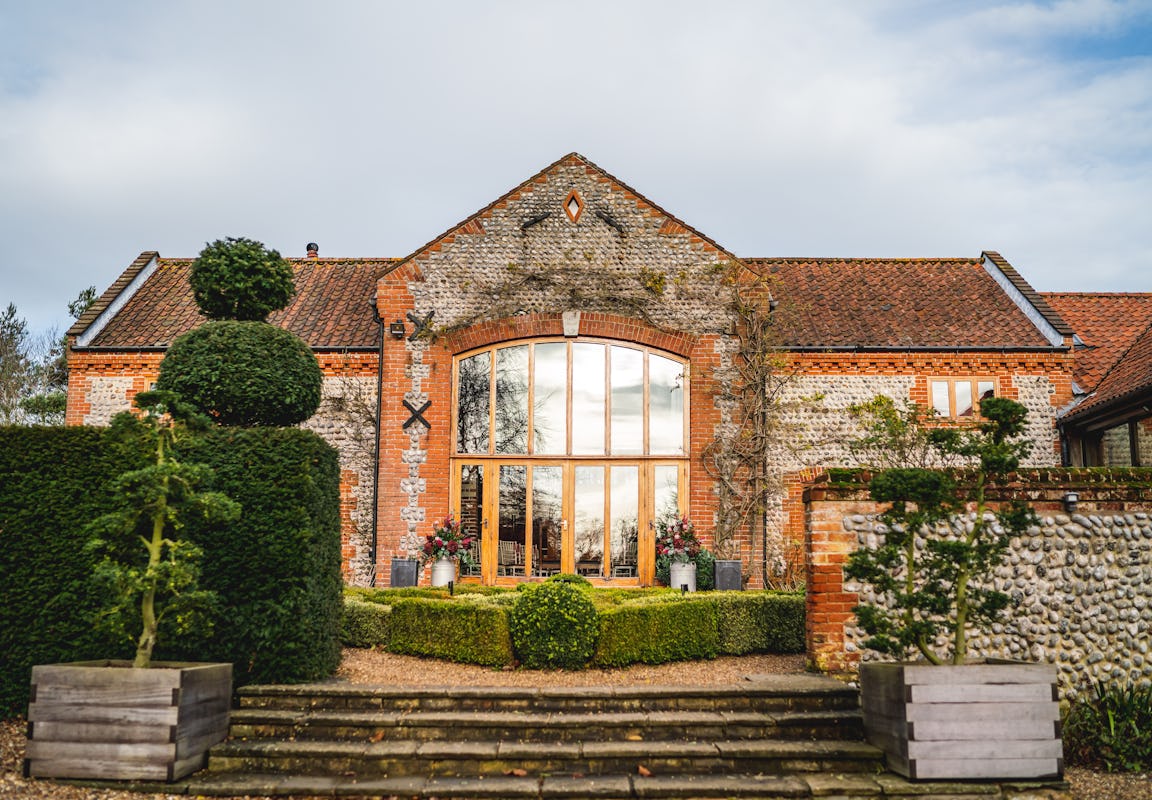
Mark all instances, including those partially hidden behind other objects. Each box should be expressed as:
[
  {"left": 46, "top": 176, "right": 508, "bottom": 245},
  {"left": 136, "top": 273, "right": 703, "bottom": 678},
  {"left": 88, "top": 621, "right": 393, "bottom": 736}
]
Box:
[
  {"left": 593, "top": 597, "right": 719, "bottom": 667},
  {"left": 387, "top": 596, "right": 513, "bottom": 667},
  {"left": 341, "top": 598, "right": 392, "bottom": 648}
]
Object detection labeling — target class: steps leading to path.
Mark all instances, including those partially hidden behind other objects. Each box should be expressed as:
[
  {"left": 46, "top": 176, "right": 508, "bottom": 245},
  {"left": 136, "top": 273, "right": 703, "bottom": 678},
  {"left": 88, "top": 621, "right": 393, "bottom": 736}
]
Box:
[{"left": 173, "top": 675, "right": 1070, "bottom": 799}]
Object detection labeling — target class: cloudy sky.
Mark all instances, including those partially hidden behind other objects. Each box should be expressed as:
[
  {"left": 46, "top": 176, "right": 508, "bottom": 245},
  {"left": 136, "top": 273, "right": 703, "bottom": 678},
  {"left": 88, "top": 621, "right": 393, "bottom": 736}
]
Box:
[{"left": 2, "top": 0, "right": 1149, "bottom": 335}]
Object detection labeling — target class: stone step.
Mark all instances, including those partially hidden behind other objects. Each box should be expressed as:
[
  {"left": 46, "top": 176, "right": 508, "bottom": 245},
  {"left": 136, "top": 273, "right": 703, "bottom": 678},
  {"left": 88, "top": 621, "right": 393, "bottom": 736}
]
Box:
[
  {"left": 228, "top": 707, "right": 864, "bottom": 743},
  {"left": 182, "top": 770, "right": 1072, "bottom": 798},
  {"left": 207, "top": 737, "right": 884, "bottom": 778},
  {"left": 236, "top": 676, "right": 861, "bottom": 716}
]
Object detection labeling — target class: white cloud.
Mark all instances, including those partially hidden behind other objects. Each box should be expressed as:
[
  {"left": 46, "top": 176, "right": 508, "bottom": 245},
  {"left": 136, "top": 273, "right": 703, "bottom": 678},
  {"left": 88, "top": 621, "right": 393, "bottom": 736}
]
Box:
[{"left": 0, "top": 0, "right": 1148, "bottom": 334}]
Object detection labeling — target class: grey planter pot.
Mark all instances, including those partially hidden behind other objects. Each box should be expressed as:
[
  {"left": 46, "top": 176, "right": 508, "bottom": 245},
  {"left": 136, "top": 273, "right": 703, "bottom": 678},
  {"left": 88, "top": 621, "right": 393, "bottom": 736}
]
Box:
[
  {"left": 713, "top": 559, "right": 743, "bottom": 590},
  {"left": 25, "top": 660, "right": 232, "bottom": 781},
  {"left": 859, "top": 661, "right": 1062, "bottom": 781}
]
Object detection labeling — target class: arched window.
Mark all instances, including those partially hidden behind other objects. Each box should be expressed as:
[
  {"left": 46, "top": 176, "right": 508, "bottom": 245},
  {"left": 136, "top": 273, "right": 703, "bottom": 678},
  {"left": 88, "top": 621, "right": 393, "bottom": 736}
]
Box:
[{"left": 452, "top": 339, "right": 689, "bottom": 585}]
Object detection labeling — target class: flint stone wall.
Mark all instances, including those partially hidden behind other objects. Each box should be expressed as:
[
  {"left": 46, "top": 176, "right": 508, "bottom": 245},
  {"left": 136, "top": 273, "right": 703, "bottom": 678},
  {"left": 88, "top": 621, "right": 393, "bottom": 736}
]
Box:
[{"left": 808, "top": 472, "right": 1152, "bottom": 698}]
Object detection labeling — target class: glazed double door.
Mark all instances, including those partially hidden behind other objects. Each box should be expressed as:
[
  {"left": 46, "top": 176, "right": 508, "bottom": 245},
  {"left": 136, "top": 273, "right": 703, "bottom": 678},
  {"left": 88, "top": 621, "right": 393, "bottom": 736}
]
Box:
[{"left": 453, "top": 460, "right": 685, "bottom": 585}]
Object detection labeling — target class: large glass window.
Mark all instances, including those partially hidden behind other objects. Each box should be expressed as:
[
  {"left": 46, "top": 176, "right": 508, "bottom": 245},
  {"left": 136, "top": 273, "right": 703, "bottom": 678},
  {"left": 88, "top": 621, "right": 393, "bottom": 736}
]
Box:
[{"left": 455, "top": 340, "right": 686, "bottom": 457}]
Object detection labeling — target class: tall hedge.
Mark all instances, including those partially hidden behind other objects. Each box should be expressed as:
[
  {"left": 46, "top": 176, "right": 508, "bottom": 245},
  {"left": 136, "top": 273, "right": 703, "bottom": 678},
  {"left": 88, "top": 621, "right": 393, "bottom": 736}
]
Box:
[
  {"left": 0, "top": 426, "right": 141, "bottom": 715},
  {"left": 171, "top": 427, "right": 343, "bottom": 685},
  {"left": 0, "top": 425, "right": 342, "bottom": 717}
]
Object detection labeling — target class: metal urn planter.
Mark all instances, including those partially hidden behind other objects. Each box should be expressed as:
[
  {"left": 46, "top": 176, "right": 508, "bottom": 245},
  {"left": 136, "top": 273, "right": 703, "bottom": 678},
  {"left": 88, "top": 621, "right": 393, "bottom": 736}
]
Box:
[
  {"left": 25, "top": 660, "right": 232, "bottom": 781},
  {"left": 669, "top": 561, "right": 697, "bottom": 592},
  {"left": 430, "top": 557, "right": 457, "bottom": 587},
  {"left": 859, "top": 661, "right": 1062, "bottom": 781}
]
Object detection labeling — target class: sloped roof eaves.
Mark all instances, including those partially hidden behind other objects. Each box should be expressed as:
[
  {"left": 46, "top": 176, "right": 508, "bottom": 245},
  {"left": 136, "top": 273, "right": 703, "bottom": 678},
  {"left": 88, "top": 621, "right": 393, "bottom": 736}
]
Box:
[
  {"left": 982, "top": 251, "right": 1075, "bottom": 337},
  {"left": 79, "top": 257, "right": 395, "bottom": 349},
  {"left": 67, "top": 251, "right": 159, "bottom": 339},
  {"left": 752, "top": 257, "right": 1059, "bottom": 350}
]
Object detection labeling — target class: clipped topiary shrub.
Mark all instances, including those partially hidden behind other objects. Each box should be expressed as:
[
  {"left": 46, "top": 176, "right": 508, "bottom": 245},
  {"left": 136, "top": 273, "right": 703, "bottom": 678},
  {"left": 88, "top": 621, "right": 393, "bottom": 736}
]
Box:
[
  {"left": 388, "top": 597, "right": 513, "bottom": 666},
  {"left": 191, "top": 236, "right": 295, "bottom": 322},
  {"left": 715, "top": 592, "right": 805, "bottom": 654},
  {"left": 157, "top": 320, "right": 322, "bottom": 426},
  {"left": 341, "top": 598, "right": 392, "bottom": 648},
  {"left": 593, "top": 597, "right": 719, "bottom": 667},
  {"left": 509, "top": 581, "right": 599, "bottom": 669},
  {"left": 545, "top": 572, "right": 592, "bottom": 587}
]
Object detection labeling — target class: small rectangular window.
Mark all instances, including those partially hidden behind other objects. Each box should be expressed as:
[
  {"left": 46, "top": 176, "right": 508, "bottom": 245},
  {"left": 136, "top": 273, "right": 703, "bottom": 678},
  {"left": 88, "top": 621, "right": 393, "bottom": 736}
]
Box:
[{"left": 929, "top": 378, "right": 997, "bottom": 418}]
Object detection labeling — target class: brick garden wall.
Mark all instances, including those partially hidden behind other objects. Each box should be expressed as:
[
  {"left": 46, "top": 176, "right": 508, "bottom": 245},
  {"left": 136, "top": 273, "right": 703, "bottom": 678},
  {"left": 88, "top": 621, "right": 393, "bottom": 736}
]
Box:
[{"left": 804, "top": 469, "right": 1152, "bottom": 698}]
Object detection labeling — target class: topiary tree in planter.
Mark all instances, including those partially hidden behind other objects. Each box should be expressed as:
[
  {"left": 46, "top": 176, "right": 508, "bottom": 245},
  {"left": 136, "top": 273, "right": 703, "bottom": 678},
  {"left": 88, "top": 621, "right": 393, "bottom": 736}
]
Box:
[
  {"left": 26, "top": 390, "right": 241, "bottom": 782},
  {"left": 156, "top": 236, "right": 322, "bottom": 426},
  {"left": 843, "top": 396, "right": 1062, "bottom": 781}
]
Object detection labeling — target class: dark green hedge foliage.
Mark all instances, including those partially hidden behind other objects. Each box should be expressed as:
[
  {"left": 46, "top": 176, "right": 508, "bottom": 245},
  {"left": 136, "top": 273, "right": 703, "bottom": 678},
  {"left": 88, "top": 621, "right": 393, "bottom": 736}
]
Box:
[
  {"left": 191, "top": 236, "right": 295, "bottom": 322},
  {"left": 171, "top": 427, "right": 343, "bottom": 685},
  {"left": 714, "top": 592, "right": 805, "bottom": 654},
  {"left": 593, "top": 599, "right": 719, "bottom": 667},
  {"left": 509, "top": 582, "right": 600, "bottom": 669},
  {"left": 0, "top": 425, "right": 341, "bottom": 716},
  {"left": 0, "top": 426, "right": 142, "bottom": 716},
  {"left": 387, "top": 598, "right": 513, "bottom": 667},
  {"left": 157, "top": 321, "right": 322, "bottom": 427}
]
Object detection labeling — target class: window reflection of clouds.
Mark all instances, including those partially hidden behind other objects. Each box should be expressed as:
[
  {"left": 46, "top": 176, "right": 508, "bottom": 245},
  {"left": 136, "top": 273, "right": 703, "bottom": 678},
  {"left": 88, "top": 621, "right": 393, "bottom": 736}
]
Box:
[
  {"left": 649, "top": 355, "right": 684, "bottom": 455},
  {"left": 610, "top": 347, "right": 644, "bottom": 455},
  {"left": 572, "top": 343, "right": 606, "bottom": 455},
  {"left": 533, "top": 342, "right": 567, "bottom": 454},
  {"left": 574, "top": 466, "right": 604, "bottom": 564},
  {"left": 611, "top": 466, "right": 638, "bottom": 570}
]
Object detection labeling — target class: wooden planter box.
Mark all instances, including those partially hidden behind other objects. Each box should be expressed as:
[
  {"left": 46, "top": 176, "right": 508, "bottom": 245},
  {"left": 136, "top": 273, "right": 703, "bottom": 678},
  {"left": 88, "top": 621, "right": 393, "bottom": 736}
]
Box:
[
  {"left": 859, "top": 661, "right": 1062, "bottom": 781},
  {"left": 25, "top": 660, "right": 232, "bottom": 781}
]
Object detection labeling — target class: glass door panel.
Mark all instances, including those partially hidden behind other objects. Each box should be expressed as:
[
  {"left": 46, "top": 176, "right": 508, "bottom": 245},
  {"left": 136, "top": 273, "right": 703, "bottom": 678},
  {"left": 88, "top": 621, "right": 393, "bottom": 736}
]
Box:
[
  {"left": 573, "top": 465, "right": 605, "bottom": 576},
  {"left": 653, "top": 464, "right": 681, "bottom": 526},
  {"left": 457, "top": 352, "right": 491, "bottom": 454},
  {"left": 610, "top": 466, "right": 639, "bottom": 578},
  {"left": 498, "top": 465, "right": 527, "bottom": 576},
  {"left": 531, "top": 466, "right": 563, "bottom": 577},
  {"left": 458, "top": 464, "right": 484, "bottom": 576}
]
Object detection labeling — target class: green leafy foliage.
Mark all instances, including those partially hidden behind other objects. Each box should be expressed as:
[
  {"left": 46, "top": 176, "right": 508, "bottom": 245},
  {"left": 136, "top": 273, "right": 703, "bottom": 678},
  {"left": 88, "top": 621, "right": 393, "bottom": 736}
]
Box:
[
  {"left": 714, "top": 592, "right": 805, "bottom": 654},
  {"left": 844, "top": 396, "right": 1038, "bottom": 665},
  {"left": 0, "top": 425, "right": 138, "bottom": 715},
  {"left": 509, "top": 582, "right": 599, "bottom": 669},
  {"left": 87, "top": 392, "right": 241, "bottom": 668},
  {"left": 387, "top": 597, "right": 513, "bottom": 666},
  {"left": 1064, "top": 681, "right": 1152, "bottom": 772},
  {"left": 157, "top": 320, "right": 322, "bottom": 426},
  {"left": 593, "top": 598, "right": 718, "bottom": 667},
  {"left": 191, "top": 236, "right": 295, "bottom": 321},
  {"left": 170, "top": 426, "right": 343, "bottom": 685}
]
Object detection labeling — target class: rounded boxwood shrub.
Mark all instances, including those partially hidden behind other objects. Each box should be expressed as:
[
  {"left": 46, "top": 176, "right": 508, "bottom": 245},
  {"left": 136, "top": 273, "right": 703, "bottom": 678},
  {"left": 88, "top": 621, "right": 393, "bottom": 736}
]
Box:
[
  {"left": 157, "top": 320, "right": 322, "bottom": 426},
  {"left": 509, "top": 581, "right": 599, "bottom": 669},
  {"left": 546, "top": 572, "right": 591, "bottom": 587}
]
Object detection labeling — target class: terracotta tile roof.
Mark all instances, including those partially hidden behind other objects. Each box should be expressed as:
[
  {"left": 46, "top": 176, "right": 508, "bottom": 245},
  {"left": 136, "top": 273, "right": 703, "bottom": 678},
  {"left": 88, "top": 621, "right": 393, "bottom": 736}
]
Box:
[
  {"left": 750, "top": 257, "right": 1058, "bottom": 349},
  {"left": 1061, "top": 318, "right": 1152, "bottom": 422},
  {"left": 1041, "top": 292, "right": 1152, "bottom": 393},
  {"left": 76, "top": 256, "right": 396, "bottom": 349}
]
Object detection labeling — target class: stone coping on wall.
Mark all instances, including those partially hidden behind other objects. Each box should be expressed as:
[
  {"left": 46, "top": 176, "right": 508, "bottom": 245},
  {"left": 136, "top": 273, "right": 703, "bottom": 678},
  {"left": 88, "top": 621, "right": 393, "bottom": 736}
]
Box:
[{"left": 804, "top": 467, "right": 1152, "bottom": 505}]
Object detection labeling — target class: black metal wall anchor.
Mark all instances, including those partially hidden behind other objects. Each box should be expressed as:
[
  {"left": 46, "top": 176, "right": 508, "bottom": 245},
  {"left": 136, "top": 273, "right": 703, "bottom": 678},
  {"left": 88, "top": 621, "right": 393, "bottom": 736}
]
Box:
[
  {"left": 402, "top": 399, "right": 432, "bottom": 431},
  {"left": 405, "top": 310, "right": 435, "bottom": 341}
]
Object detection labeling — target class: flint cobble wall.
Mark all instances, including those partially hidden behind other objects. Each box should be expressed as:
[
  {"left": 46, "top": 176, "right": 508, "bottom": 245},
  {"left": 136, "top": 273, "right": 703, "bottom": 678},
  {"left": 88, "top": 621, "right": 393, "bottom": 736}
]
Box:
[{"left": 806, "top": 472, "right": 1152, "bottom": 698}]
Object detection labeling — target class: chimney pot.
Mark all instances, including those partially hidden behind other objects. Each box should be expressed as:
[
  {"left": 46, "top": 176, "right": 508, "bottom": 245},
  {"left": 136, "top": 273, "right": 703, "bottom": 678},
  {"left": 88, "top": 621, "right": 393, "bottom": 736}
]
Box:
[{"left": 306, "top": 242, "right": 319, "bottom": 258}]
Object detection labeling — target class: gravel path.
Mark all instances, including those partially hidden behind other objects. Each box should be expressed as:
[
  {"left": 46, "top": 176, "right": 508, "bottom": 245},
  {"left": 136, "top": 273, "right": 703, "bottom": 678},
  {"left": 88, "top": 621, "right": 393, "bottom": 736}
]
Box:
[{"left": 2, "top": 648, "right": 1148, "bottom": 799}]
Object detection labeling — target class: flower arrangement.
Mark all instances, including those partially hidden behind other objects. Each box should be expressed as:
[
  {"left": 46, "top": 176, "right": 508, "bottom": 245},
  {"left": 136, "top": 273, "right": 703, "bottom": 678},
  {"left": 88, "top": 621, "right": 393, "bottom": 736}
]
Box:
[
  {"left": 655, "top": 516, "right": 700, "bottom": 564},
  {"left": 421, "top": 513, "right": 477, "bottom": 568}
]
